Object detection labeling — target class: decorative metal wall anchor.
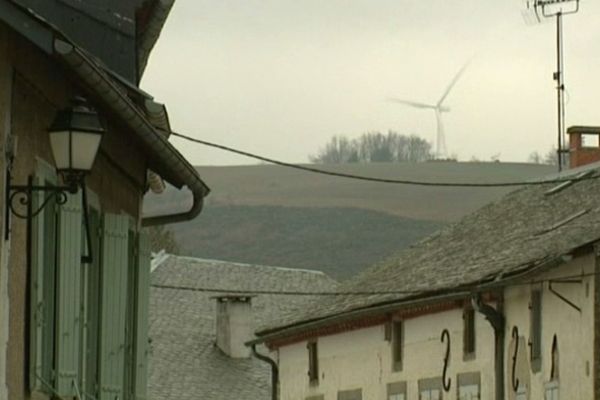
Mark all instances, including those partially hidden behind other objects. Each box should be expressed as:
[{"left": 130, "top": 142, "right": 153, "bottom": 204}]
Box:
[
  {"left": 511, "top": 326, "right": 520, "bottom": 393},
  {"left": 441, "top": 329, "right": 451, "bottom": 392},
  {"left": 548, "top": 279, "right": 582, "bottom": 313}
]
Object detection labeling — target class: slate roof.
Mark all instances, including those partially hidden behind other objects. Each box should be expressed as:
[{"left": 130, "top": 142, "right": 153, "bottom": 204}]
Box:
[
  {"left": 148, "top": 255, "right": 337, "bottom": 400},
  {"left": 256, "top": 164, "right": 600, "bottom": 338}
]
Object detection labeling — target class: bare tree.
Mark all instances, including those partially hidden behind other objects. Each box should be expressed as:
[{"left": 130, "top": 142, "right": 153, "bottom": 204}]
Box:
[
  {"left": 528, "top": 151, "right": 542, "bottom": 164},
  {"left": 543, "top": 147, "right": 559, "bottom": 166},
  {"left": 310, "top": 135, "right": 359, "bottom": 164},
  {"left": 358, "top": 132, "right": 395, "bottom": 162},
  {"left": 311, "top": 131, "right": 433, "bottom": 164},
  {"left": 144, "top": 225, "right": 180, "bottom": 254}
]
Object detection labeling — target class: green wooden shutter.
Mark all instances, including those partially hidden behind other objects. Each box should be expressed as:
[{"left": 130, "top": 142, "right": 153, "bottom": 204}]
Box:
[
  {"left": 83, "top": 206, "right": 102, "bottom": 398},
  {"left": 55, "top": 191, "right": 83, "bottom": 396},
  {"left": 133, "top": 232, "right": 151, "bottom": 400},
  {"left": 30, "top": 161, "right": 58, "bottom": 390},
  {"left": 98, "top": 214, "right": 129, "bottom": 400}
]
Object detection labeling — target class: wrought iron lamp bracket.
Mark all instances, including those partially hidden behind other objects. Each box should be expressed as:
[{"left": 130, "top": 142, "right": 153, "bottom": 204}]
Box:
[
  {"left": 8, "top": 179, "right": 73, "bottom": 220},
  {"left": 5, "top": 172, "right": 92, "bottom": 264}
]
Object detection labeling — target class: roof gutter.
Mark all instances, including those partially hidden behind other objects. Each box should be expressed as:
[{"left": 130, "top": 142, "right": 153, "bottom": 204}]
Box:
[
  {"left": 247, "top": 290, "right": 472, "bottom": 347},
  {"left": 250, "top": 254, "right": 570, "bottom": 347},
  {"left": 52, "top": 38, "right": 210, "bottom": 226}
]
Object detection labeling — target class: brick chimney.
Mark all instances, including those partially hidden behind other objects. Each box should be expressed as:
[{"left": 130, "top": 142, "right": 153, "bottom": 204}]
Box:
[
  {"left": 213, "top": 295, "right": 254, "bottom": 358},
  {"left": 568, "top": 126, "right": 600, "bottom": 168}
]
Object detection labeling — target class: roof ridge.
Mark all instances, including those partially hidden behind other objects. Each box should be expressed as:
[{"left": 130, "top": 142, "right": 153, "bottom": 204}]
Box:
[{"left": 165, "top": 255, "right": 330, "bottom": 276}]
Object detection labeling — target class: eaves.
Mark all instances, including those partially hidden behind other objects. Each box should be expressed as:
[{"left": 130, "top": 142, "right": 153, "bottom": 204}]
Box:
[{"left": 0, "top": 0, "right": 210, "bottom": 225}]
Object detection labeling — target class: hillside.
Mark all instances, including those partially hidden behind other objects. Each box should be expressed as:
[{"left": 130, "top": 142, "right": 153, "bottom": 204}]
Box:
[
  {"left": 145, "top": 161, "right": 555, "bottom": 222},
  {"left": 144, "top": 161, "right": 555, "bottom": 279},
  {"left": 170, "top": 205, "right": 442, "bottom": 280}
]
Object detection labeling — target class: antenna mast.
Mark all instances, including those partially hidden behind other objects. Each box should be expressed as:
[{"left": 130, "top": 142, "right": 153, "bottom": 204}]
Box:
[{"left": 525, "top": 0, "right": 579, "bottom": 172}]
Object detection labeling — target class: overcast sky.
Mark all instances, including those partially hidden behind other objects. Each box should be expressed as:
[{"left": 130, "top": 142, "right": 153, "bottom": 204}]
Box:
[{"left": 141, "top": 0, "right": 600, "bottom": 166}]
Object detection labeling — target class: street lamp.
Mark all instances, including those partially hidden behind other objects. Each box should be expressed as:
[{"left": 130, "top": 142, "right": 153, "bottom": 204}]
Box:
[
  {"left": 6, "top": 96, "right": 104, "bottom": 263},
  {"left": 48, "top": 96, "right": 104, "bottom": 191}
]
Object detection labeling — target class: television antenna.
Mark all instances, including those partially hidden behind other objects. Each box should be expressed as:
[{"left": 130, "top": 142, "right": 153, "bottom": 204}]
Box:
[
  {"left": 523, "top": 0, "right": 580, "bottom": 171},
  {"left": 388, "top": 62, "right": 469, "bottom": 160}
]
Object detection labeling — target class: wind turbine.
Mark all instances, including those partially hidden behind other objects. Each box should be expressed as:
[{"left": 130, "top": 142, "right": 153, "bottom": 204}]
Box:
[{"left": 389, "top": 63, "right": 469, "bottom": 160}]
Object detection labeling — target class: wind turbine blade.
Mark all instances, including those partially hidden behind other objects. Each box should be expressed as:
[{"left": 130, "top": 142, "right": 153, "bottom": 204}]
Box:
[
  {"left": 388, "top": 98, "right": 437, "bottom": 110},
  {"left": 436, "top": 60, "right": 470, "bottom": 107}
]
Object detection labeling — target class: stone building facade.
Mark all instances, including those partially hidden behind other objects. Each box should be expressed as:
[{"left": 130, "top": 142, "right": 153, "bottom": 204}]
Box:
[{"left": 0, "top": 2, "right": 208, "bottom": 399}]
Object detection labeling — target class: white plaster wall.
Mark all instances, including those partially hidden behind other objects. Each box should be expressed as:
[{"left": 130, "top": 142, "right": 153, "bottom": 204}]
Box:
[
  {"left": 503, "top": 254, "right": 595, "bottom": 400},
  {"left": 278, "top": 254, "right": 595, "bottom": 400},
  {"left": 279, "top": 307, "right": 496, "bottom": 400}
]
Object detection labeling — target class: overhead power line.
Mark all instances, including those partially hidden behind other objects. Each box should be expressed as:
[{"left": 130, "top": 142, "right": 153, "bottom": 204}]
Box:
[
  {"left": 150, "top": 270, "right": 593, "bottom": 297},
  {"left": 14, "top": 67, "right": 597, "bottom": 188},
  {"left": 151, "top": 283, "right": 418, "bottom": 296},
  {"left": 170, "top": 131, "right": 598, "bottom": 188}
]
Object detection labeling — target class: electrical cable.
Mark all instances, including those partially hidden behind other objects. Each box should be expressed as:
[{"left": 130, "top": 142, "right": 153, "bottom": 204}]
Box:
[
  {"left": 170, "top": 131, "right": 599, "bottom": 188},
  {"left": 150, "top": 269, "right": 594, "bottom": 297},
  {"left": 15, "top": 72, "right": 594, "bottom": 189}
]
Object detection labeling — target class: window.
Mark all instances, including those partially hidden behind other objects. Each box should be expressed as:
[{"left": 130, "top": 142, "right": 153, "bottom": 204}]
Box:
[
  {"left": 418, "top": 377, "right": 443, "bottom": 400},
  {"left": 30, "top": 161, "right": 58, "bottom": 390},
  {"left": 387, "top": 381, "right": 407, "bottom": 400},
  {"left": 530, "top": 289, "right": 542, "bottom": 372},
  {"left": 392, "top": 320, "right": 403, "bottom": 371},
  {"left": 458, "top": 372, "right": 480, "bottom": 400},
  {"left": 82, "top": 202, "right": 101, "bottom": 397},
  {"left": 463, "top": 306, "right": 476, "bottom": 359},
  {"left": 516, "top": 385, "right": 528, "bottom": 400},
  {"left": 338, "top": 389, "right": 362, "bottom": 400},
  {"left": 308, "top": 340, "right": 319, "bottom": 384},
  {"left": 545, "top": 381, "right": 559, "bottom": 400},
  {"left": 29, "top": 162, "right": 151, "bottom": 400}
]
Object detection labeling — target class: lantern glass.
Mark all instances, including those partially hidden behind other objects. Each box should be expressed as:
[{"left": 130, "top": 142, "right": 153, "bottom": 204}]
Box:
[
  {"left": 48, "top": 97, "right": 104, "bottom": 179},
  {"left": 71, "top": 131, "right": 102, "bottom": 171},
  {"left": 49, "top": 130, "right": 71, "bottom": 170}
]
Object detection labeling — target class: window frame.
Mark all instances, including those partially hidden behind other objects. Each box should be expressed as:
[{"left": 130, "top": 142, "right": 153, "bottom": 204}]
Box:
[
  {"left": 392, "top": 319, "right": 404, "bottom": 372},
  {"left": 544, "top": 381, "right": 559, "bottom": 400},
  {"left": 387, "top": 381, "right": 407, "bottom": 400},
  {"left": 463, "top": 305, "right": 476, "bottom": 360},
  {"left": 530, "top": 288, "right": 542, "bottom": 372},
  {"left": 418, "top": 377, "right": 443, "bottom": 400},
  {"left": 307, "top": 340, "right": 319, "bottom": 385},
  {"left": 30, "top": 158, "right": 59, "bottom": 392},
  {"left": 80, "top": 190, "right": 101, "bottom": 398},
  {"left": 457, "top": 372, "right": 480, "bottom": 400}
]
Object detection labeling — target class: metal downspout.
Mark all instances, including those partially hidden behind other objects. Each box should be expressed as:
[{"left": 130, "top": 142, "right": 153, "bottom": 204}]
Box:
[
  {"left": 52, "top": 39, "right": 209, "bottom": 226},
  {"left": 472, "top": 294, "right": 505, "bottom": 400},
  {"left": 142, "top": 186, "right": 205, "bottom": 226},
  {"left": 251, "top": 344, "right": 279, "bottom": 400}
]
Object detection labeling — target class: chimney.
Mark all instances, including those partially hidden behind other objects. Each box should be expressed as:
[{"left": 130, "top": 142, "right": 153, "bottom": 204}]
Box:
[
  {"left": 568, "top": 126, "right": 600, "bottom": 169},
  {"left": 213, "top": 295, "right": 254, "bottom": 358}
]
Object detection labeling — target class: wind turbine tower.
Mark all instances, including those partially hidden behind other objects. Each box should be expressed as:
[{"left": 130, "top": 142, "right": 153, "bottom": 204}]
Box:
[{"left": 389, "top": 63, "right": 469, "bottom": 160}]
